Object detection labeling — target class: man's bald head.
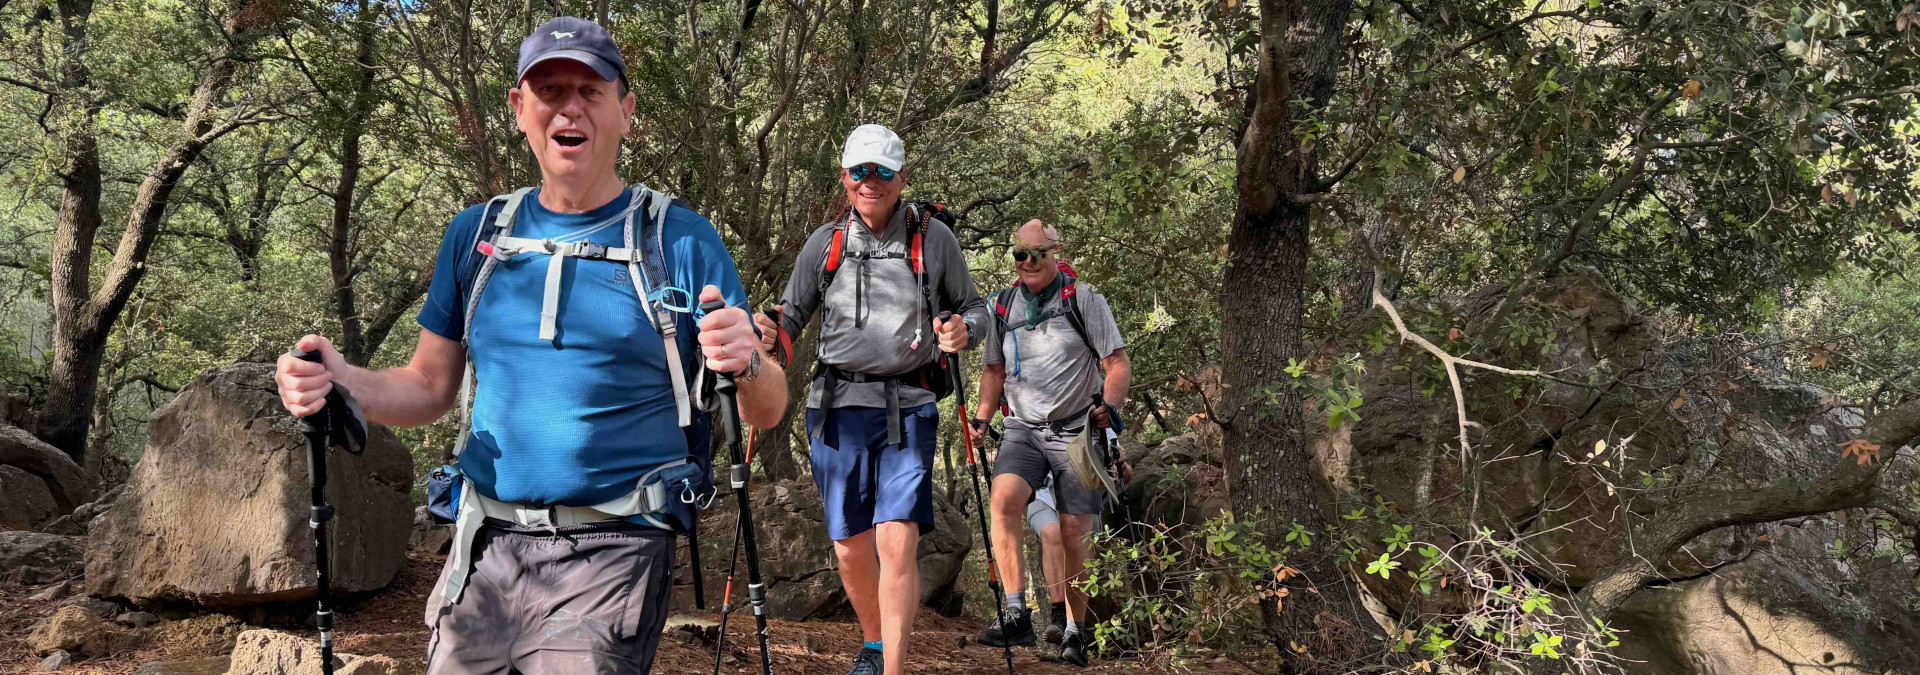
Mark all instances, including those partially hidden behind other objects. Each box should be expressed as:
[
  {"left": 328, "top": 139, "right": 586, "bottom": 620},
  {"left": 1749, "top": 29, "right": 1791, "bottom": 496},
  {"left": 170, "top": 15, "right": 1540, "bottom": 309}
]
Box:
[{"left": 1014, "top": 219, "right": 1061, "bottom": 250}]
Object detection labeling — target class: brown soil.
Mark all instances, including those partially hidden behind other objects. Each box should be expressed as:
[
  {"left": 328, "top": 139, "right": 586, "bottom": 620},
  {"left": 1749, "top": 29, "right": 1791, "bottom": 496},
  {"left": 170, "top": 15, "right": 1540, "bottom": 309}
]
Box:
[{"left": 4, "top": 553, "right": 1263, "bottom": 674}]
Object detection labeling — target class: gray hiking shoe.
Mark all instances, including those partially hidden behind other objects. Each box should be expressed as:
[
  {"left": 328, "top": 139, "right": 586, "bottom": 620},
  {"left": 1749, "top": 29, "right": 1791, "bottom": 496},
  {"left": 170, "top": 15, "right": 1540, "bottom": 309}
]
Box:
[
  {"left": 1061, "top": 631, "right": 1090, "bottom": 667},
  {"left": 847, "top": 646, "right": 884, "bottom": 675},
  {"left": 1043, "top": 602, "right": 1066, "bottom": 644},
  {"left": 978, "top": 607, "right": 1037, "bottom": 648}
]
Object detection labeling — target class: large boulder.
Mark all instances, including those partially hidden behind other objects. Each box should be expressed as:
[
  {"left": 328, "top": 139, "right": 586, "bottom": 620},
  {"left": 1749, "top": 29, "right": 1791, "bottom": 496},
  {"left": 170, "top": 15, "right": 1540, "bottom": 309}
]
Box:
[
  {"left": 85, "top": 363, "right": 414, "bottom": 607},
  {"left": 1115, "top": 432, "right": 1230, "bottom": 535},
  {"left": 1338, "top": 269, "right": 1920, "bottom": 670},
  {"left": 0, "top": 424, "right": 96, "bottom": 515},
  {"left": 0, "top": 531, "right": 85, "bottom": 584},
  {"left": 1, "top": 464, "right": 60, "bottom": 530},
  {"left": 679, "top": 477, "right": 971, "bottom": 620},
  {"left": 1610, "top": 514, "right": 1920, "bottom": 673}
]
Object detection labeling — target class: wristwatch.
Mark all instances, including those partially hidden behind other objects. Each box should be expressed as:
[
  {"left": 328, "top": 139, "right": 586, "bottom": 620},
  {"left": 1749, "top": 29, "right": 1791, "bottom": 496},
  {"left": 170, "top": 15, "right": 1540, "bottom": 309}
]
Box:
[{"left": 735, "top": 348, "right": 763, "bottom": 383}]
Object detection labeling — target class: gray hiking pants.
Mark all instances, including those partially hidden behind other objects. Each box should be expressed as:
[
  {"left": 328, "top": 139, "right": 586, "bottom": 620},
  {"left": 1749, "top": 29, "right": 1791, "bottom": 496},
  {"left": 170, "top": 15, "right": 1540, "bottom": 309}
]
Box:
[{"left": 424, "top": 519, "right": 675, "bottom": 674}]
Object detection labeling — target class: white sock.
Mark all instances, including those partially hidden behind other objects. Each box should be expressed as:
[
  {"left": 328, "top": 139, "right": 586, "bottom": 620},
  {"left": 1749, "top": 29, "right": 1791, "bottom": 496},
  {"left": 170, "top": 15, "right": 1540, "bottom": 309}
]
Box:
[
  {"left": 1065, "top": 619, "right": 1082, "bottom": 638},
  {"left": 1005, "top": 590, "right": 1026, "bottom": 613}
]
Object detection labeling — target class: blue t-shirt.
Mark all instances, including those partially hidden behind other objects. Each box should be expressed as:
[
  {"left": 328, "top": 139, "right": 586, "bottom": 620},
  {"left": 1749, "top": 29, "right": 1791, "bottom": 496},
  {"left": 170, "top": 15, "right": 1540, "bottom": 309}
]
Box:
[{"left": 418, "top": 188, "right": 747, "bottom": 507}]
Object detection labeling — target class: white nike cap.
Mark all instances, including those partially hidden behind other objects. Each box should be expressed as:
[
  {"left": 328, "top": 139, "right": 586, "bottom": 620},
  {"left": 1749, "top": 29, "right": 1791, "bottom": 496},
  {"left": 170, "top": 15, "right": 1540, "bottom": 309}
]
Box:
[{"left": 840, "top": 124, "right": 905, "bottom": 171}]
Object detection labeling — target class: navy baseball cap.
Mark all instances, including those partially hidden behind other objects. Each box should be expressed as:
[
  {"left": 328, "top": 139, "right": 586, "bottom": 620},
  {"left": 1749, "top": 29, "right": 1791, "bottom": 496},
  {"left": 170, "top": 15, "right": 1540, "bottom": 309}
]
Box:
[{"left": 516, "top": 17, "right": 628, "bottom": 87}]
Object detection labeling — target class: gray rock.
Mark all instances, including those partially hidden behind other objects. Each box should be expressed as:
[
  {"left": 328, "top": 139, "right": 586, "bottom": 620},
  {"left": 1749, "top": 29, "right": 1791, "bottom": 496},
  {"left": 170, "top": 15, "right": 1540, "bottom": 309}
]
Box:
[
  {"left": 0, "top": 531, "right": 84, "bottom": 584},
  {"left": 59, "top": 594, "right": 121, "bottom": 618},
  {"left": 28, "top": 580, "right": 76, "bottom": 601},
  {"left": 85, "top": 363, "right": 413, "bottom": 607},
  {"left": 0, "top": 424, "right": 96, "bottom": 513},
  {"left": 1, "top": 464, "right": 60, "bottom": 530},
  {"left": 36, "top": 650, "right": 73, "bottom": 671},
  {"left": 408, "top": 505, "right": 451, "bottom": 556},
  {"left": 1611, "top": 515, "right": 1920, "bottom": 673},
  {"left": 117, "top": 611, "right": 162, "bottom": 628}
]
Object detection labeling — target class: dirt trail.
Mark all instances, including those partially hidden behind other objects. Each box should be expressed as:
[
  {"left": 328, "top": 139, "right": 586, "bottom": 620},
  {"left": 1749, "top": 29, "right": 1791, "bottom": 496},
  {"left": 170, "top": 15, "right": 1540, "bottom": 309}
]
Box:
[{"left": 5, "top": 553, "right": 1259, "bottom": 674}]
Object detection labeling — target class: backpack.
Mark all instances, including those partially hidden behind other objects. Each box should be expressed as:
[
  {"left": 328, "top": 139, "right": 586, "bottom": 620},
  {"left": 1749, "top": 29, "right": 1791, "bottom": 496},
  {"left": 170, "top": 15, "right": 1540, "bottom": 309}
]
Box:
[
  {"left": 813, "top": 200, "right": 958, "bottom": 400},
  {"left": 429, "top": 185, "right": 715, "bottom": 534},
  {"left": 990, "top": 262, "right": 1101, "bottom": 376}
]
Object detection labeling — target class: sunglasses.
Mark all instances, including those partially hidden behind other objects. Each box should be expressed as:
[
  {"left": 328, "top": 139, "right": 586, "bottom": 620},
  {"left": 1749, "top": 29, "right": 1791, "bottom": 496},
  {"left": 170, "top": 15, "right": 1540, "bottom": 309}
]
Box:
[
  {"left": 848, "top": 164, "right": 897, "bottom": 183},
  {"left": 1011, "top": 245, "right": 1057, "bottom": 263}
]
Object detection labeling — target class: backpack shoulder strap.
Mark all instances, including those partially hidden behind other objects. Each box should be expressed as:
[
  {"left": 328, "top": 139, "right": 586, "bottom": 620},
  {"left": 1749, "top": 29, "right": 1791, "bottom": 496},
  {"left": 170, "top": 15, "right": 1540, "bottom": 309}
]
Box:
[
  {"left": 452, "top": 186, "right": 535, "bottom": 459},
  {"left": 1062, "top": 280, "right": 1103, "bottom": 374},
  {"left": 626, "top": 185, "right": 697, "bottom": 428},
  {"left": 992, "top": 286, "right": 1018, "bottom": 332},
  {"left": 819, "top": 215, "right": 849, "bottom": 295}
]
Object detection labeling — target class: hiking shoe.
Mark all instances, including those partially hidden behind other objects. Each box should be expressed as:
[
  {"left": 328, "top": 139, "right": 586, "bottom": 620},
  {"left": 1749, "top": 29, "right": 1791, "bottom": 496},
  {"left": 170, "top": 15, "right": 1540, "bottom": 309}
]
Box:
[
  {"left": 978, "top": 608, "right": 1037, "bottom": 648},
  {"left": 846, "top": 646, "right": 884, "bottom": 675},
  {"left": 1061, "top": 631, "right": 1090, "bottom": 667},
  {"left": 1043, "top": 603, "right": 1066, "bottom": 644}
]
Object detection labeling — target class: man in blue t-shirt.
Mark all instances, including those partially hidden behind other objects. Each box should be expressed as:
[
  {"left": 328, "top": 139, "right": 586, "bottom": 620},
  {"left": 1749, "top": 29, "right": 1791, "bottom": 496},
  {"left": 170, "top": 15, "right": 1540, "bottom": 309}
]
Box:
[{"left": 273, "top": 17, "right": 786, "bottom": 674}]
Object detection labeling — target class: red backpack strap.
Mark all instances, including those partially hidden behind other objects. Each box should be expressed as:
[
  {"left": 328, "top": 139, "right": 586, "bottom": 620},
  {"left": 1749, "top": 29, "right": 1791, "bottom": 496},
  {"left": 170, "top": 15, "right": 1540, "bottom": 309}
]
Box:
[
  {"left": 824, "top": 226, "right": 846, "bottom": 274},
  {"left": 1061, "top": 279, "right": 1077, "bottom": 300},
  {"left": 910, "top": 230, "right": 924, "bottom": 274}
]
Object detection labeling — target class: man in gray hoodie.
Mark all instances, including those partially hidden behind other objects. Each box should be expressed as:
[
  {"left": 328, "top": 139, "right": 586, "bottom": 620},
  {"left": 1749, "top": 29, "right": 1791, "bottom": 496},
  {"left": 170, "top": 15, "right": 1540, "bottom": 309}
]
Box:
[{"left": 756, "top": 124, "right": 989, "bottom": 675}]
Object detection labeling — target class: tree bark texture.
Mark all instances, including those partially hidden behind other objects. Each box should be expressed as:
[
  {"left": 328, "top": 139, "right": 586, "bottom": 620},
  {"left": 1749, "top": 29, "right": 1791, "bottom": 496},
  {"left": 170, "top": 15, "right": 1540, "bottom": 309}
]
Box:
[
  {"left": 38, "top": 1, "right": 271, "bottom": 459},
  {"left": 1219, "top": 0, "right": 1373, "bottom": 670},
  {"left": 330, "top": 0, "right": 387, "bottom": 366}
]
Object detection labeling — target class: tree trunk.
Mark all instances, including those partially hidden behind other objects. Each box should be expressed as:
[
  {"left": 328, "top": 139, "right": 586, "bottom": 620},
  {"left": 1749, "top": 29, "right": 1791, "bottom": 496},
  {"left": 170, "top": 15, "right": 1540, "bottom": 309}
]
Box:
[
  {"left": 1218, "top": 0, "right": 1375, "bottom": 670},
  {"left": 331, "top": 0, "right": 382, "bottom": 366},
  {"left": 38, "top": 0, "right": 271, "bottom": 459},
  {"left": 38, "top": 0, "right": 105, "bottom": 461}
]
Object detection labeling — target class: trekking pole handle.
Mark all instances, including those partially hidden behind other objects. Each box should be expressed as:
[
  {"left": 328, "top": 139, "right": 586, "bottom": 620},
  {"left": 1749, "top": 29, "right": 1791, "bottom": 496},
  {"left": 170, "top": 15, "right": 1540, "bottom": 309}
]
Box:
[
  {"left": 289, "top": 350, "right": 325, "bottom": 432},
  {"left": 699, "top": 298, "right": 737, "bottom": 387}
]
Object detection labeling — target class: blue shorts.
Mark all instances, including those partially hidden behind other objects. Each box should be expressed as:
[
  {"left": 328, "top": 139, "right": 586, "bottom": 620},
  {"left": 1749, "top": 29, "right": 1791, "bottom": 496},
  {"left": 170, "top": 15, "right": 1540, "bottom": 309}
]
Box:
[{"left": 806, "top": 404, "right": 939, "bottom": 541}]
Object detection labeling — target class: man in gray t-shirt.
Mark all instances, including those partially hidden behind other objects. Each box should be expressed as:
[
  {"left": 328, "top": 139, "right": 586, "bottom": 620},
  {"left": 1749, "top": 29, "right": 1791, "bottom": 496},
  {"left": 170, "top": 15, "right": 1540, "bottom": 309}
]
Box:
[{"left": 967, "top": 219, "right": 1131, "bottom": 666}]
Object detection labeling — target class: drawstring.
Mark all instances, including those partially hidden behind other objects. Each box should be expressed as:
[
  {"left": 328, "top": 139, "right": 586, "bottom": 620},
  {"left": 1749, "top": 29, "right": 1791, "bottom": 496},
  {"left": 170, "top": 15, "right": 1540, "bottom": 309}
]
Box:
[{"left": 856, "top": 254, "right": 869, "bottom": 329}]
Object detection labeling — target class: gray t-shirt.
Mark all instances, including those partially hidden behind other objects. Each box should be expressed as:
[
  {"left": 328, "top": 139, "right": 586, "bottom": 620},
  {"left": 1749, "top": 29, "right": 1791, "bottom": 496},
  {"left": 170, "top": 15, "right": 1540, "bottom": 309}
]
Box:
[
  {"left": 983, "top": 279, "right": 1125, "bottom": 424},
  {"left": 776, "top": 205, "right": 989, "bottom": 410}
]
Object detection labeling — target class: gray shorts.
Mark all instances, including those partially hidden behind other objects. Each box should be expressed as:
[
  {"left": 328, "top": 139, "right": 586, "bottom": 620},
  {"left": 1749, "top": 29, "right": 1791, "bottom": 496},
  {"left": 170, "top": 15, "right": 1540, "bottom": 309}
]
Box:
[
  {"left": 1025, "top": 480, "right": 1059, "bottom": 532},
  {"left": 424, "top": 519, "right": 676, "bottom": 674},
  {"left": 994, "top": 419, "right": 1106, "bottom": 515}
]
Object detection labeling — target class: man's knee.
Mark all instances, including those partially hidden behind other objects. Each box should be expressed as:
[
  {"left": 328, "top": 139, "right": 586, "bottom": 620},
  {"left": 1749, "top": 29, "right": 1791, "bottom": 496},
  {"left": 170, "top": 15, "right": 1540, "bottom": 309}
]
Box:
[
  {"left": 1039, "top": 523, "right": 1063, "bottom": 548},
  {"left": 874, "top": 520, "right": 919, "bottom": 559}
]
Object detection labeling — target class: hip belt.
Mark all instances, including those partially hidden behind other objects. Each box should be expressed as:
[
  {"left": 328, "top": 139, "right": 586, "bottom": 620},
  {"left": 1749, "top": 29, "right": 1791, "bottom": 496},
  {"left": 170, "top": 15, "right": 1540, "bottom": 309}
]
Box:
[{"left": 437, "top": 458, "right": 697, "bottom": 604}]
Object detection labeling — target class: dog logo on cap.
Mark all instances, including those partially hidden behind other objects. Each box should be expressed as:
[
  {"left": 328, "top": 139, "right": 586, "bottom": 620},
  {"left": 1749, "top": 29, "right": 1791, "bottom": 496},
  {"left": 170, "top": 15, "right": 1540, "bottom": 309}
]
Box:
[{"left": 551, "top": 30, "right": 576, "bottom": 40}]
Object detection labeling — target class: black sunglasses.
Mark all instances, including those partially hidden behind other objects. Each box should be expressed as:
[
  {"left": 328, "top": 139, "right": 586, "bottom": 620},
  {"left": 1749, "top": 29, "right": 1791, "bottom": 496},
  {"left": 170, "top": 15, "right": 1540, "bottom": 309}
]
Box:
[{"left": 1011, "top": 245, "right": 1058, "bottom": 263}]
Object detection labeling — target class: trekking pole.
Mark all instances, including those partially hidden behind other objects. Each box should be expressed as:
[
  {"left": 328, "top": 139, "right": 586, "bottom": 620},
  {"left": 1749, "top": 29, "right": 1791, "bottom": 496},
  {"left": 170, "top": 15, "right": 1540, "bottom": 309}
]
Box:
[
  {"left": 700, "top": 298, "right": 774, "bottom": 675},
  {"left": 712, "top": 425, "right": 753, "bottom": 675},
  {"left": 290, "top": 350, "right": 339, "bottom": 675},
  {"left": 941, "top": 312, "right": 1016, "bottom": 675},
  {"left": 1092, "top": 393, "right": 1138, "bottom": 535}
]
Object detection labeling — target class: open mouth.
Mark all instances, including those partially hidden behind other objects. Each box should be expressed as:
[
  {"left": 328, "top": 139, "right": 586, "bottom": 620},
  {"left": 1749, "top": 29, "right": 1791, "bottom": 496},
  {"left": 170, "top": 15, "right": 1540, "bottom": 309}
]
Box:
[{"left": 552, "top": 131, "right": 588, "bottom": 148}]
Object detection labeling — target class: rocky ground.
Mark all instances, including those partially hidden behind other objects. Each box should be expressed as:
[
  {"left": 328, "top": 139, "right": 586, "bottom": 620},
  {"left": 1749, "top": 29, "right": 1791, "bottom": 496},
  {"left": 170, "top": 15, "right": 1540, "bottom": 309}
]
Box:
[{"left": 3, "top": 551, "right": 1261, "bottom": 674}]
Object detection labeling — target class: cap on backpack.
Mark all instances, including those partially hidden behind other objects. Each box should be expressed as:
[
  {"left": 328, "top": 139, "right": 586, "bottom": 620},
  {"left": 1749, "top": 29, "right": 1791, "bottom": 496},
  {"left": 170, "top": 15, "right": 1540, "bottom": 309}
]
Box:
[{"left": 517, "top": 17, "right": 628, "bottom": 87}]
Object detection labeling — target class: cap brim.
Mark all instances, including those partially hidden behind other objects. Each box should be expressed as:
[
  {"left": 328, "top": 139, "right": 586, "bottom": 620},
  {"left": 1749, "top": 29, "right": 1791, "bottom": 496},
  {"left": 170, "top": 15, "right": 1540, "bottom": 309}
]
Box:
[
  {"left": 840, "top": 154, "right": 903, "bottom": 172},
  {"left": 518, "top": 51, "right": 623, "bottom": 86}
]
